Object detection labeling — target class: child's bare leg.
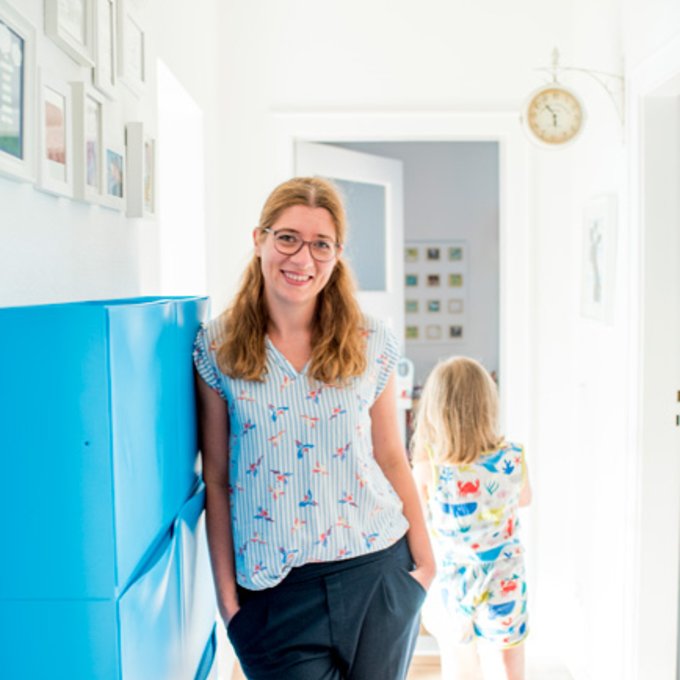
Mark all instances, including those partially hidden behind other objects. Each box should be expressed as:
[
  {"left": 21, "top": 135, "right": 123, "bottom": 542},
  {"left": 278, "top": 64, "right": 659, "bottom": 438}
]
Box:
[
  {"left": 439, "top": 639, "right": 483, "bottom": 680},
  {"left": 477, "top": 642, "right": 525, "bottom": 680}
]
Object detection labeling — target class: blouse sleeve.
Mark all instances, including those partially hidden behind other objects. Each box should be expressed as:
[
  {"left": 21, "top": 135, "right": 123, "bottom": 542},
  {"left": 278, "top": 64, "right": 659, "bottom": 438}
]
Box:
[
  {"left": 373, "top": 321, "right": 401, "bottom": 401},
  {"left": 192, "top": 322, "right": 228, "bottom": 401}
]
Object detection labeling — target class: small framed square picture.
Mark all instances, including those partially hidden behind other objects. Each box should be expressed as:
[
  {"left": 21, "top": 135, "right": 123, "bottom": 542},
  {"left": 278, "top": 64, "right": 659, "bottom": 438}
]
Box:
[
  {"left": 448, "top": 246, "right": 464, "bottom": 261},
  {"left": 45, "top": 0, "right": 95, "bottom": 67},
  {"left": 448, "top": 298, "right": 464, "bottom": 314},
  {"left": 100, "top": 126, "right": 125, "bottom": 210},
  {"left": 125, "top": 121, "right": 156, "bottom": 217},
  {"left": 117, "top": 0, "right": 145, "bottom": 95},
  {"left": 405, "top": 326, "right": 419, "bottom": 340},
  {"left": 449, "top": 273, "right": 463, "bottom": 287},
  {"left": 405, "top": 247, "right": 418, "bottom": 262},
  {"left": 426, "top": 247, "right": 440, "bottom": 261},
  {"left": 426, "top": 325, "right": 442, "bottom": 340},
  {"left": 405, "top": 274, "right": 418, "bottom": 287},
  {"left": 71, "top": 82, "right": 105, "bottom": 202},
  {"left": 427, "top": 300, "right": 440, "bottom": 313},
  {"left": 405, "top": 300, "right": 418, "bottom": 314},
  {"left": 37, "top": 70, "right": 73, "bottom": 198},
  {"left": 427, "top": 274, "right": 440, "bottom": 287},
  {"left": 0, "top": 2, "right": 37, "bottom": 183},
  {"left": 449, "top": 325, "right": 464, "bottom": 339}
]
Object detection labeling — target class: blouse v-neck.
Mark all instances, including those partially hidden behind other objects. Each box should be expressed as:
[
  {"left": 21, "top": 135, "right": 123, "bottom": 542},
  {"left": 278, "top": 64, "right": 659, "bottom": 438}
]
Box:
[{"left": 265, "top": 335, "right": 310, "bottom": 376}]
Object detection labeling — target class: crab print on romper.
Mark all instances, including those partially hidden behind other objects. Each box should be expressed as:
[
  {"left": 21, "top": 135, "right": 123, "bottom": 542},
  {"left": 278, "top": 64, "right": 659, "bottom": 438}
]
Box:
[
  {"left": 193, "top": 316, "right": 408, "bottom": 590},
  {"left": 425, "top": 442, "right": 529, "bottom": 647}
]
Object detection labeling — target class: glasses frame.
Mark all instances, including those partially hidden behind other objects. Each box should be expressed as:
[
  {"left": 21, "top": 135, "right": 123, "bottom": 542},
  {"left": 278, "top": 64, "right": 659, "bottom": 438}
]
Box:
[{"left": 263, "top": 227, "right": 341, "bottom": 262}]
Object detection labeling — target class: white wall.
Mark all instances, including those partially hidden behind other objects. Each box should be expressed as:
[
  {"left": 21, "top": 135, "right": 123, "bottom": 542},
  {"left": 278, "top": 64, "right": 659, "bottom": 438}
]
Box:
[{"left": 0, "top": 0, "right": 220, "bottom": 307}]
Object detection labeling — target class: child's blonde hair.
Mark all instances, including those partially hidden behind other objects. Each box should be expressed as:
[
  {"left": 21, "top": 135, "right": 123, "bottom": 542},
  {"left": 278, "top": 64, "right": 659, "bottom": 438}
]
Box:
[{"left": 411, "top": 356, "right": 503, "bottom": 465}]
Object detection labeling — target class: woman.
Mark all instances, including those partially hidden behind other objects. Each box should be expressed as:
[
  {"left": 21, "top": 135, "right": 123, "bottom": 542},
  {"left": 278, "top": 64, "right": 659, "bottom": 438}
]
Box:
[{"left": 193, "top": 177, "right": 435, "bottom": 679}]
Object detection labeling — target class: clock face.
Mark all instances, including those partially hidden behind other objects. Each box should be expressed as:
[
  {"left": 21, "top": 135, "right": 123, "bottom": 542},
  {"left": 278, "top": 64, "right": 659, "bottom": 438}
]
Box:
[{"left": 525, "top": 86, "right": 584, "bottom": 145}]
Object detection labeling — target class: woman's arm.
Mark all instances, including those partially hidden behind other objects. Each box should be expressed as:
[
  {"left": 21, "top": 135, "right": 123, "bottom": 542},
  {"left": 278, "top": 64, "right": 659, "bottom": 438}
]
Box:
[
  {"left": 519, "top": 454, "right": 532, "bottom": 507},
  {"left": 195, "top": 370, "right": 240, "bottom": 624},
  {"left": 370, "top": 373, "right": 436, "bottom": 589}
]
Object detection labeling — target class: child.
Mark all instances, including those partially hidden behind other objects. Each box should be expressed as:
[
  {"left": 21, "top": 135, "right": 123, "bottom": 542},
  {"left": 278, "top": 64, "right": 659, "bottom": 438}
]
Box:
[{"left": 411, "top": 357, "right": 531, "bottom": 680}]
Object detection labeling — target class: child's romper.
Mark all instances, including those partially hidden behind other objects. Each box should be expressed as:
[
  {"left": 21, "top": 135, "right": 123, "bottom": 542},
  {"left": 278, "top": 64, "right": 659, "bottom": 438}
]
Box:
[{"left": 422, "top": 441, "right": 529, "bottom": 648}]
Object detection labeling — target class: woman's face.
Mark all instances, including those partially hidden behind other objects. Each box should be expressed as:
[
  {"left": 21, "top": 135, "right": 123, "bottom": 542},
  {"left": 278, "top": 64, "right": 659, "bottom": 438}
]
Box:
[{"left": 255, "top": 204, "right": 341, "bottom": 314}]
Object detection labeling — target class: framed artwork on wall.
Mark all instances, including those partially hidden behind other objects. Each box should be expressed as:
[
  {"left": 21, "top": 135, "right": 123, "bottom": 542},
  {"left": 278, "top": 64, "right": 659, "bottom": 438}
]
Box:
[
  {"left": 100, "top": 118, "right": 124, "bottom": 210},
  {"left": 0, "top": 1, "right": 36, "bottom": 183},
  {"left": 580, "top": 194, "right": 618, "bottom": 323},
  {"left": 125, "top": 120, "right": 155, "bottom": 217},
  {"left": 92, "top": 0, "right": 117, "bottom": 99},
  {"left": 117, "top": 0, "right": 145, "bottom": 95},
  {"left": 71, "top": 82, "right": 105, "bottom": 202},
  {"left": 37, "top": 70, "right": 73, "bottom": 198},
  {"left": 45, "top": 0, "right": 95, "bottom": 67},
  {"left": 403, "top": 239, "right": 467, "bottom": 344}
]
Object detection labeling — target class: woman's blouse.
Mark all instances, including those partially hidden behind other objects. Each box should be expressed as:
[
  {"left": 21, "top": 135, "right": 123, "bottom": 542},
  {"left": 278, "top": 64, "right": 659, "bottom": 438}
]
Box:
[
  {"left": 193, "top": 315, "right": 409, "bottom": 590},
  {"left": 426, "top": 442, "right": 526, "bottom": 570}
]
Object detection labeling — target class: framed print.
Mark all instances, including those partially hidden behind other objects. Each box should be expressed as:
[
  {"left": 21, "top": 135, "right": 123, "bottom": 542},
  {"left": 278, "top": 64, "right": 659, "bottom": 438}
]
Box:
[
  {"left": 405, "top": 299, "right": 418, "bottom": 314},
  {"left": 0, "top": 2, "right": 36, "bottom": 182},
  {"left": 448, "top": 273, "right": 463, "bottom": 287},
  {"left": 405, "top": 274, "right": 418, "bottom": 287},
  {"left": 117, "top": 0, "right": 145, "bottom": 95},
  {"left": 426, "top": 325, "right": 442, "bottom": 340},
  {"left": 427, "top": 274, "right": 440, "bottom": 287},
  {"left": 581, "top": 194, "right": 618, "bottom": 323},
  {"left": 125, "top": 120, "right": 155, "bottom": 217},
  {"left": 71, "top": 82, "right": 104, "bottom": 201},
  {"left": 405, "top": 247, "right": 418, "bottom": 263},
  {"left": 92, "top": 0, "right": 117, "bottom": 98},
  {"left": 37, "top": 70, "right": 73, "bottom": 197},
  {"left": 100, "top": 119, "right": 124, "bottom": 209},
  {"left": 449, "top": 325, "right": 464, "bottom": 339},
  {"left": 427, "top": 300, "right": 440, "bottom": 313},
  {"left": 448, "top": 298, "right": 464, "bottom": 314},
  {"left": 448, "top": 246, "right": 464, "bottom": 261},
  {"left": 405, "top": 326, "right": 419, "bottom": 340},
  {"left": 426, "top": 247, "right": 440, "bottom": 261},
  {"left": 45, "top": 0, "right": 94, "bottom": 66}
]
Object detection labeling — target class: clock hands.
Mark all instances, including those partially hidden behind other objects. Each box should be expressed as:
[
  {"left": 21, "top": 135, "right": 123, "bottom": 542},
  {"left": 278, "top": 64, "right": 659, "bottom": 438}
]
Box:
[{"left": 545, "top": 104, "right": 559, "bottom": 127}]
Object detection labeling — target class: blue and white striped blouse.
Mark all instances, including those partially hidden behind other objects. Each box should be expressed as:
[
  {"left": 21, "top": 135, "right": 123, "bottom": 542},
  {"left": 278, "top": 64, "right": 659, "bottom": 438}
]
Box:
[{"left": 193, "top": 315, "right": 409, "bottom": 590}]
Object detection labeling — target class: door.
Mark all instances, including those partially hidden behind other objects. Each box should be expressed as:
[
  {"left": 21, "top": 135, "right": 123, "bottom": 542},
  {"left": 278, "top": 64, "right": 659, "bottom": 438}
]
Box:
[{"left": 295, "top": 141, "right": 405, "bottom": 341}]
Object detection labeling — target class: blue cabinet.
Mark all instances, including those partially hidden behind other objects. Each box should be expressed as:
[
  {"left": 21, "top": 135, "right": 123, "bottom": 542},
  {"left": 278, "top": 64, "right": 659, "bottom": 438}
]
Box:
[{"left": 0, "top": 297, "right": 217, "bottom": 679}]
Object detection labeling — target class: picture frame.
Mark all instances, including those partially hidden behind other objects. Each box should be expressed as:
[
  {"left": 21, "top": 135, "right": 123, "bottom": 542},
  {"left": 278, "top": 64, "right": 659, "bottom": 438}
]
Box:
[
  {"left": 71, "top": 82, "right": 105, "bottom": 202},
  {"left": 45, "top": 0, "right": 94, "bottom": 67},
  {"left": 581, "top": 194, "right": 618, "bottom": 323},
  {"left": 425, "top": 325, "right": 442, "bottom": 340},
  {"left": 405, "top": 299, "right": 418, "bottom": 314},
  {"left": 427, "top": 274, "right": 440, "bottom": 287},
  {"left": 117, "top": 0, "right": 145, "bottom": 95},
  {"left": 449, "top": 325, "right": 464, "bottom": 339},
  {"left": 37, "top": 70, "right": 73, "bottom": 198},
  {"left": 405, "top": 326, "right": 419, "bottom": 340},
  {"left": 448, "top": 273, "right": 463, "bottom": 287},
  {"left": 405, "top": 274, "right": 418, "bottom": 287},
  {"left": 427, "top": 300, "right": 441, "bottom": 313},
  {"left": 0, "top": 1, "right": 36, "bottom": 183},
  {"left": 100, "top": 120, "right": 125, "bottom": 210},
  {"left": 448, "top": 246, "right": 464, "bottom": 261},
  {"left": 448, "top": 298, "right": 464, "bottom": 314},
  {"left": 92, "top": 0, "right": 117, "bottom": 99},
  {"left": 405, "top": 247, "right": 418, "bottom": 263},
  {"left": 125, "top": 120, "right": 155, "bottom": 217}
]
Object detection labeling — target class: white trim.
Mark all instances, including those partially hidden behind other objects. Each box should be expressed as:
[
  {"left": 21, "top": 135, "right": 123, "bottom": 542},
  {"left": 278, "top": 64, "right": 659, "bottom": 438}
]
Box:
[
  {"left": 45, "top": 0, "right": 95, "bottom": 67},
  {"left": 625, "top": 31, "right": 680, "bottom": 680}
]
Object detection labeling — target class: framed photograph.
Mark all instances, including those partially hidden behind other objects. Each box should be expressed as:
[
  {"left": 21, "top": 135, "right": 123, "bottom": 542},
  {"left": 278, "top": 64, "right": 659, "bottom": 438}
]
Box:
[
  {"left": 0, "top": 2, "right": 36, "bottom": 182},
  {"left": 405, "top": 274, "right": 418, "bottom": 287},
  {"left": 426, "top": 247, "right": 440, "bottom": 261},
  {"left": 125, "top": 121, "right": 155, "bottom": 217},
  {"left": 45, "top": 0, "right": 94, "bottom": 66},
  {"left": 100, "top": 121, "right": 124, "bottom": 209},
  {"left": 581, "top": 194, "right": 618, "bottom": 323},
  {"left": 427, "top": 274, "right": 440, "bottom": 287},
  {"left": 448, "top": 298, "right": 464, "bottom": 314},
  {"left": 425, "top": 325, "right": 442, "bottom": 340},
  {"left": 37, "top": 70, "right": 73, "bottom": 197},
  {"left": 448, "top": 273, "right": 463, "bottom": 287},
  {"left": 449, "top": 325, "right": 464, "bottom": 339},
  {"left": 92, "top": 0, "right": 117, "bottom": 98},
  {"left": 427, "top": 300, "right": 441, "bottom": 313},
  {"left": 405, "top": 299, "right": 418, "bottom": 314},
  {"left": 405, "top": 247, "right": 418, "bottom": 263},
  {"left": 448, "top": 246, "right": 464, "bottom": 261},
  {"left": 71, "top": 82, "right": 105, "bottom": 201},
  {"left": 117, "top": 0, "right": 145, "bottom": 95},
  {"left": 405, "top": 326, "right": 419, "bottom": 340}
]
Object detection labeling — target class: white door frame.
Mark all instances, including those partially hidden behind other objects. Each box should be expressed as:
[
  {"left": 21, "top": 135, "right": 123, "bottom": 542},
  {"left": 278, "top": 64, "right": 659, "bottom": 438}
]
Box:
[
  {"left": 625, "top": 36, "right": 680, "bottom": 680},
  {"left": 272, "top": 110, "right": 533, "bottom": 475}
]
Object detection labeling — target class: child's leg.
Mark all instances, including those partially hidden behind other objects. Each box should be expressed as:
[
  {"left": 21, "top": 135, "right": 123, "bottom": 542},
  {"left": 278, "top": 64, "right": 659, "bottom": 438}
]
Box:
[
  {"left": 477, "top": 642, "right": 525, "bottom": 680},
  {"left": 439, "top": 639, "right": 483, "bottom": 680}
]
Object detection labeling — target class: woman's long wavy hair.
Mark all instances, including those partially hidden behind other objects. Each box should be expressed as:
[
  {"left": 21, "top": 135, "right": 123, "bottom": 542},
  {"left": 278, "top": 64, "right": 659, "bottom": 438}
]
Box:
[
  {"left": 411, "top": 357, "right": 503, "bottom": 465},
  {"left": 216, "top": 177, "right": 367, "bottom": 383}
]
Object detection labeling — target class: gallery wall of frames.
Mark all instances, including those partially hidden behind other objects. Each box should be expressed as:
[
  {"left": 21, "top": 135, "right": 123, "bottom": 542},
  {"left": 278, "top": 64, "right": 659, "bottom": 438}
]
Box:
[{"left": 0, "top": 0, "right": 156, "bottom": 218}]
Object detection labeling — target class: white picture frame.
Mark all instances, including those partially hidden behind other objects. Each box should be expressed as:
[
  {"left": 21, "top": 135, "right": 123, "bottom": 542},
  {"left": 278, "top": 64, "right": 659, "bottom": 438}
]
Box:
[
  {"left": 117, "top": 0, "right": 145, "bottom": 95},
  {"left": 581, "top": 194, "right": 618, "bottom": 323},
  {"left": 71, "top": 81, "right": 105, "bottom": 202},
  {"left": 100, "top": 123, "right": 125, "bottom": 210},
  {"left": 37, "top": 70, "right": 73, "bottom": 198},
  {"left": 125, "top": 120, "right": 155, "bottom": 217},
  {"left": 92, "top": 0, "right": 117, "bottom": 99},
  {"left": 45, "top": 0, "right": 94, "bottom": 67},
  {"left": 0, "top": 1, "right": 36, "bottom": 183}
]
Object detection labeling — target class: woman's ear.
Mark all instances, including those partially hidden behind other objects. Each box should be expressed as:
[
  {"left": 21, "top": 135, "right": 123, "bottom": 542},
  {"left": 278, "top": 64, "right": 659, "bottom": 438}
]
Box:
[{"left": 252, "top": 227, "right": 261, "bottom": 256}]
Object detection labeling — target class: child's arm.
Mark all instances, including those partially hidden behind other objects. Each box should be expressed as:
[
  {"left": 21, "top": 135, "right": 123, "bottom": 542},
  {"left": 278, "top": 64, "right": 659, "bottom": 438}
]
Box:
[
  {"left": 412, "top": 459, "right": 433, "bottom": 519},
  {"left": 519, "top": 450, "right": 532, "bottom": 507}
]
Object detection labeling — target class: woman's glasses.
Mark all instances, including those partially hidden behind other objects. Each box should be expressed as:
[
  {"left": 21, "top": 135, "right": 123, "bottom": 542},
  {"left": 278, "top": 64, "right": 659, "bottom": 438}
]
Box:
[{"left": 263, "top": 228, "right": 340, "bottom": 262}]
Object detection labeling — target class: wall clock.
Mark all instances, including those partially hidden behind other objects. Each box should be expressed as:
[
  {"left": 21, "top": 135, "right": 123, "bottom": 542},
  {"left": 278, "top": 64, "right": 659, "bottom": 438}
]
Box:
[{"left": 522, "top": 85, "right": 585, "bottom": 146}]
